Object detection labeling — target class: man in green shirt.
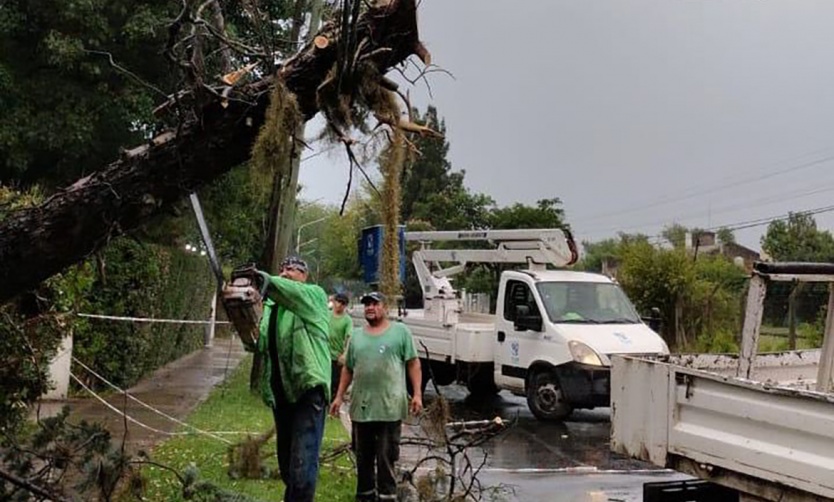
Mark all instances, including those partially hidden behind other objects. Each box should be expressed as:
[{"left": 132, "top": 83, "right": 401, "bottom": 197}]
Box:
[
  {"left": 254, "top": 256, "right": 331, "bottom": 502},
  {"left": 329, "top": 292, "right": 422, "bottom": 502},
  {"left": 328, "top": 292, "right": 352, "bottom": 396}
]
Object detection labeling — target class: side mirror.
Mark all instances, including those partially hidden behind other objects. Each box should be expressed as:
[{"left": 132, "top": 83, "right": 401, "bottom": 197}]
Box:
[
  {"left": 642, "top": 307, "right": 662, "bottom": 333},
  {"left": 514, "top": 305, "right": 543, "bottom": 332}
]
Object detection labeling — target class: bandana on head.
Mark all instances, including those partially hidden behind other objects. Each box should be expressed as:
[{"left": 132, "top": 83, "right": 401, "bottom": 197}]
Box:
[{"left": 280, "top": 255, "right": 308, "bottom": 274}]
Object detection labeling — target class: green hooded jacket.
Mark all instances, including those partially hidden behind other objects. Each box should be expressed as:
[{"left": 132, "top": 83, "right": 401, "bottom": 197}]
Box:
[{"left": 256, "top": 275, "right": 331, "bottom": 407}]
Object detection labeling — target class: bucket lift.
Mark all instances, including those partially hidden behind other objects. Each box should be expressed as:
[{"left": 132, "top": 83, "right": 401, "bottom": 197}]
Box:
[{"left": 404, "top": 228, "right": 578, "bottom": 324}]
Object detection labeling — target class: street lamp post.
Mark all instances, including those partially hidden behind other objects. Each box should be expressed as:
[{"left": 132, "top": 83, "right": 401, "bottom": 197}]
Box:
[{"left": 295, "top": 217, "right": 327, "bottom": 254}]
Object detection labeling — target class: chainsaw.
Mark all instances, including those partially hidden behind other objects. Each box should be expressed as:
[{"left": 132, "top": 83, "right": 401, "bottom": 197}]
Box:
[
  {"left": 189, "top": 193, "right": 267, "bottom": 350},
  {"left": 221, "top": 263, "right": 269, "bottom": 350}
]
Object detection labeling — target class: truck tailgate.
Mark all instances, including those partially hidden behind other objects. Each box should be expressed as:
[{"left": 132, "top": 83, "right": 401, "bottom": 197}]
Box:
[{"left": 611, "top": 355, "right": 834, "bottom": 501}]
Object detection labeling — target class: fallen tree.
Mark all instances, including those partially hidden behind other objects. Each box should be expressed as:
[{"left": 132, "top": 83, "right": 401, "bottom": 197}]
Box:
[{"left": 0, "top": 0, "right": 431, "bottom": 304}]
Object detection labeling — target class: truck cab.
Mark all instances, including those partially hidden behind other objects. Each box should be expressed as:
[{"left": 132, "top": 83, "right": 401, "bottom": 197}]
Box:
[{"left": 494, "top": 269, "right": 669, "bottom": 420}]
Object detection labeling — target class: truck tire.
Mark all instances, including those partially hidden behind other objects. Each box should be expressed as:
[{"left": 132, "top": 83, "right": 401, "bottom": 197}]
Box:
[{"left": 526, "top": 370, "right": 572, "bottom": 421}]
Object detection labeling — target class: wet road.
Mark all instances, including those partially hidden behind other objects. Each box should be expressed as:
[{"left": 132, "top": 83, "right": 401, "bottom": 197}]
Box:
[{"left": 404, "top": 384, "right": 690, "bottom": 501}]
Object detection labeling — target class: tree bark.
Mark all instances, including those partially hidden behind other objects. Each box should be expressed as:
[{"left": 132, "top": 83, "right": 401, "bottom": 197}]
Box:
[{"left": 0, "top": 0, "right": 427, "bottom": 305}]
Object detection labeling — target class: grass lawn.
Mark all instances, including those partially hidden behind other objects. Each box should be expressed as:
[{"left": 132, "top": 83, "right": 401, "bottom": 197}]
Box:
[{"left": 137, "top": 356, "right": 355, "bottom": 501}]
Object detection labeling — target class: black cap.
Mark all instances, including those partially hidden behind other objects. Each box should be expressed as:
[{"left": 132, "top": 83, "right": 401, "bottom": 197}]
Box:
[
  {"left": 360, "top": 292, "right": 386, "bottom": 305},
  {"left": 333, "top": 292, "right": 349, "bottom": 304}
]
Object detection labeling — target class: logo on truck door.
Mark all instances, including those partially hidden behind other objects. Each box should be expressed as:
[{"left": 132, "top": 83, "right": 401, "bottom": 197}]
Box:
[
  {"left": 510, "top": 340, "right": 519, "bottom": 365},
  {"left": 613, "top": 332, "right": 632, "bottom": 345}
]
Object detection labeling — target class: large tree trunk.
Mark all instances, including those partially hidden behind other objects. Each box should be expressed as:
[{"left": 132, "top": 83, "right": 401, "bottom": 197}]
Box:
[{"left": 0, "top": 0, "right": 427, "bottom": 305}]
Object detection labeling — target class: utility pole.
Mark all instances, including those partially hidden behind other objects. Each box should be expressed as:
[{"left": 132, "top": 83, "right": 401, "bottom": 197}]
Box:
[
  {"left": 253, "top": 0, "right": 324, "bottom": 391},
  {"left": 270, "top": 0, "right": 325, "bottom": 269}
]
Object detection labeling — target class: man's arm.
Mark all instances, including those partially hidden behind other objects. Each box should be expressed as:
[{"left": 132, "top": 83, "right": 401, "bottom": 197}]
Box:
[
  {"left": 262, "top": 274, "right": 327, "bottom": 324},
  {"left": 329, "top": 366, "right": 353, "bottom": 416},
  {"left": 407, "top": 358, "right": 423, "bottom": 415}
]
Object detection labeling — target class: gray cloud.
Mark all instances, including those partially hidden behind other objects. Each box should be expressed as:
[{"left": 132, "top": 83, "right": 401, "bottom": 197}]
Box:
[{"left": 299, "top": 0, "right": 834, "bottom": 250}]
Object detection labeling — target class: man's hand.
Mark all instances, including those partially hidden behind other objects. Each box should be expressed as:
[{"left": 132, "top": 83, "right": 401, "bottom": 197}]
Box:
[
  {"left": 409, "top": 394, "right": 423, "bottom": 416},
  {"left": 337, "top": 353, "right": 346, "bottom": 366},
  {"left": 329, "top": 396, "right": 343, "bottom": 418}
]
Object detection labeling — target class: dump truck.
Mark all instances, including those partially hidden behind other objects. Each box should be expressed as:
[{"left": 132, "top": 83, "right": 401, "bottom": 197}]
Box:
[{"left": 611, "top": 262, "right": 834, "bottom": 501}]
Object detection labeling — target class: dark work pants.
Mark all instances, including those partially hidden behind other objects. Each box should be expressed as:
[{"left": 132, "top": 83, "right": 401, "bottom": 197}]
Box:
[
  {"left": 331, "top": 360, "right": 343, "bottom": 397},
  {"left": 352, "top": 421, "right": 402, "bottom": 502},
  {"left": 272, "top": 386, "right": 326, "bottom": 502}
]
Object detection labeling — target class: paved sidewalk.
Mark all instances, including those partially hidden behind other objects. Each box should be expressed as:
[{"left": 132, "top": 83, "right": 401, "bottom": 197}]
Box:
[{"left": 31, "top": 336, "right": 249, "bottom": 454}]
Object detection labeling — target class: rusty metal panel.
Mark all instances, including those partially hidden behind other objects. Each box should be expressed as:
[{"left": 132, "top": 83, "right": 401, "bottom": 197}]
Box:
[
  {"left": 610, "top": 356, "right": 671, "bottom": 466},
  {"left": 668, "top": 369, "right": 834, "bottom": 499}
]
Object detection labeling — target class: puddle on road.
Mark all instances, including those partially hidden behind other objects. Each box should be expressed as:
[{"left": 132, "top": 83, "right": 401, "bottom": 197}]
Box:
[{"left": 418, "top": 384, "right": 653, "bottom": 471}]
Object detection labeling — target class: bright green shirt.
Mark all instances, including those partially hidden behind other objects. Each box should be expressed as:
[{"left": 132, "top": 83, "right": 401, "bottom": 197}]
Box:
[
  {"left": 328, "top": 313, "right": 352, "bottom": 360},
  {"left": 346, "top": 322, "right": 418, "bottom": 422},
  {"left": 256, "top": 276, "right": 332, "bottom": 405}
]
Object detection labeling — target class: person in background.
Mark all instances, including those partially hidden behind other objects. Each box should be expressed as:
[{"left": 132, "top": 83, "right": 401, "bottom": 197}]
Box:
[
  {"left": 251, "top": 256, "right": 331, "bottom": 502},
  {"left": 329, "top": 292, "right": 422, "bottom": 502},
  {"left": 328, "top": 292, "right": 352, "bottom": 398}
]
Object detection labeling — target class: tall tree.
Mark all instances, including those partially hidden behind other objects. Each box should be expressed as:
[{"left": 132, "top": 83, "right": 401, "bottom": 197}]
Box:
[
  {"left": 761, "top": 212, "right": 834, "bottom": 262},
  {"left": 401, "top": 106, "right": 494, "bottom": 230},
  {"left": 0, "top": 0, "right": 180, "bottom": 187},
  {"left": 488, "top": 198, "right": 569, "bottom": 230}
]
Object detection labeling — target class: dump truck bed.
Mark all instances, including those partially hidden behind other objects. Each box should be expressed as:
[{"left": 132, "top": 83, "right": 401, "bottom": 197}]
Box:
[{"left": 611, "top": 350, "right": 834, "bottom": 502}]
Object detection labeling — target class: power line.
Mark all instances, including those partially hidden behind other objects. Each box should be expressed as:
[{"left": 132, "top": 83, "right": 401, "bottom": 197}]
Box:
[
  {"left": 583, "top": 180, "right": 834, "bottom": 236},
  {"left": 633, "top": 204, "right": 834, "bottom": 246},
  {"left": 574, "top": 148, "right": 834, "bottom": 226}
]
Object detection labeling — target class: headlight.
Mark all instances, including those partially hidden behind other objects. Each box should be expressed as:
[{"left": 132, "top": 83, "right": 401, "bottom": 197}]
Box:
[{"left": 568, "top": 340, "right": 604, "bottom": 366}]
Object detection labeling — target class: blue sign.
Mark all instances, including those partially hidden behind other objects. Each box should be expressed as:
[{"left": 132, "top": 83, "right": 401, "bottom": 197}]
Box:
[{"left": 360, "top": 225, "right": 406, "bottom": 285}]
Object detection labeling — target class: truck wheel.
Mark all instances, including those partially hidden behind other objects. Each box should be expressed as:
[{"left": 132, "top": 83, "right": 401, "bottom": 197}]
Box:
[{"left": 526, "top": 370, "right": 572, "bottom": 421}]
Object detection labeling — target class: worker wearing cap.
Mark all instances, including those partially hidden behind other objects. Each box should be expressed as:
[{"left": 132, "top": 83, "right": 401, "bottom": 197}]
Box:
[
  {"left": 254, "top": 256, "right": 331, "bottom": 502},
  {"left": 328, "top": 292, "right": 352, "bottom": 396},
  {"left": 329, "top": 292, "right": 422, "bottom": 502}
]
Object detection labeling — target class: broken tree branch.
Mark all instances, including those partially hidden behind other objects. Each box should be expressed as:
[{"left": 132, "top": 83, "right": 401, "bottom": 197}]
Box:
[{"left": 0, "top": 0, "right": 429, "bottom": 304}]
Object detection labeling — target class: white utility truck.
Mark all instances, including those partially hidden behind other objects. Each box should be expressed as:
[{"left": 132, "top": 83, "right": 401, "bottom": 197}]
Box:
[
  {"left": 611, "top": 261, "right": 834, "bottom": 501},
  {"left": 378, "top": 229, "right": 670, "bottom": 421}
]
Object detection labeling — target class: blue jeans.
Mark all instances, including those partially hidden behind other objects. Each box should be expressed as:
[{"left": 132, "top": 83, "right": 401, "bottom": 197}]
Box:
[{"left": 272, "top": 386, "right": 326, "bottom": 502}]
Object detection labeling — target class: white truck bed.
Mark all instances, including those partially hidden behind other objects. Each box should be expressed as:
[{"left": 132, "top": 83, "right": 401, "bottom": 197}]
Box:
[
  {"left": 348, "top": 308, "right": 497, "bottom": 363},
  {"left": 611, "top": 350, "right": 834, "bottom": 501},
  {"left": 400, "top": 309, "right": 496, "bottom": 363}
]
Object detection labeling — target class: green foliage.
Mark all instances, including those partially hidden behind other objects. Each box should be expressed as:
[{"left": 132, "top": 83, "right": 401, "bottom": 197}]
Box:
[
  {"left": 716, "top": 227, "right": 736, "bottom": 245},
  {"left": 488, "top": 198, "right": 569, "bottom": 230},
  {"left": 761, "top": 212, "right": 834, "bottom": 327},
  {"left": 199, "top": 167, "right": 273, "bottom": 266},
  {"left": 0, "top": 184, "right": 97, "bottom": 432},
  {"left": 761, "top": 212, "right": 834, "bottom": 262},
  {"left": 0, "top": 0, "right": 179, "bottom": 186},
  {"left": 661, "top": 223, "right": 688, "bottom": 249},
  {"left": 1, "top": 407, "right": 135, "bottom": 501},
  {"left": 597, "top": 235, "right": 746, "bottom": 351},
  {"left": 73, "top": 238, "right": 215, "bottom": 390},
  {"left": 141, "top": 358, "right": 355, "bottom": 501},
  {"left": 693, "top": 328, "right": 739, "bottom": 354}
]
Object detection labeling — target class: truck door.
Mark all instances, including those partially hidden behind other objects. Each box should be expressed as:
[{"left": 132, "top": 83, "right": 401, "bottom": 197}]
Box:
[{"left": 494, "top": 279, "right": 544, "bottom": 393}]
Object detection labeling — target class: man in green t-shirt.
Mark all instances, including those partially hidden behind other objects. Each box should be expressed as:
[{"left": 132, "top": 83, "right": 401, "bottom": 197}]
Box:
[
  {"left": 328, "top": 292, "right": 352, "bottom": 396},
  {"left": 329, "top": 292, "right": 422, "bottom": 502}
]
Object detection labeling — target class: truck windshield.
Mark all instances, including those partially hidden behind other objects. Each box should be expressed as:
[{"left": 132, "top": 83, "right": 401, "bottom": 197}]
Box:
[{"left": 536, "top": 282, "right": 641, "bottom": 324}]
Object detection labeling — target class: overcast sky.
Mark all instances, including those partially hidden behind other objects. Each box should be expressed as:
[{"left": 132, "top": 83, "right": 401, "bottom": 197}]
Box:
[{"left": 299, "top": 0, "right": 834, "bottom": 251}]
